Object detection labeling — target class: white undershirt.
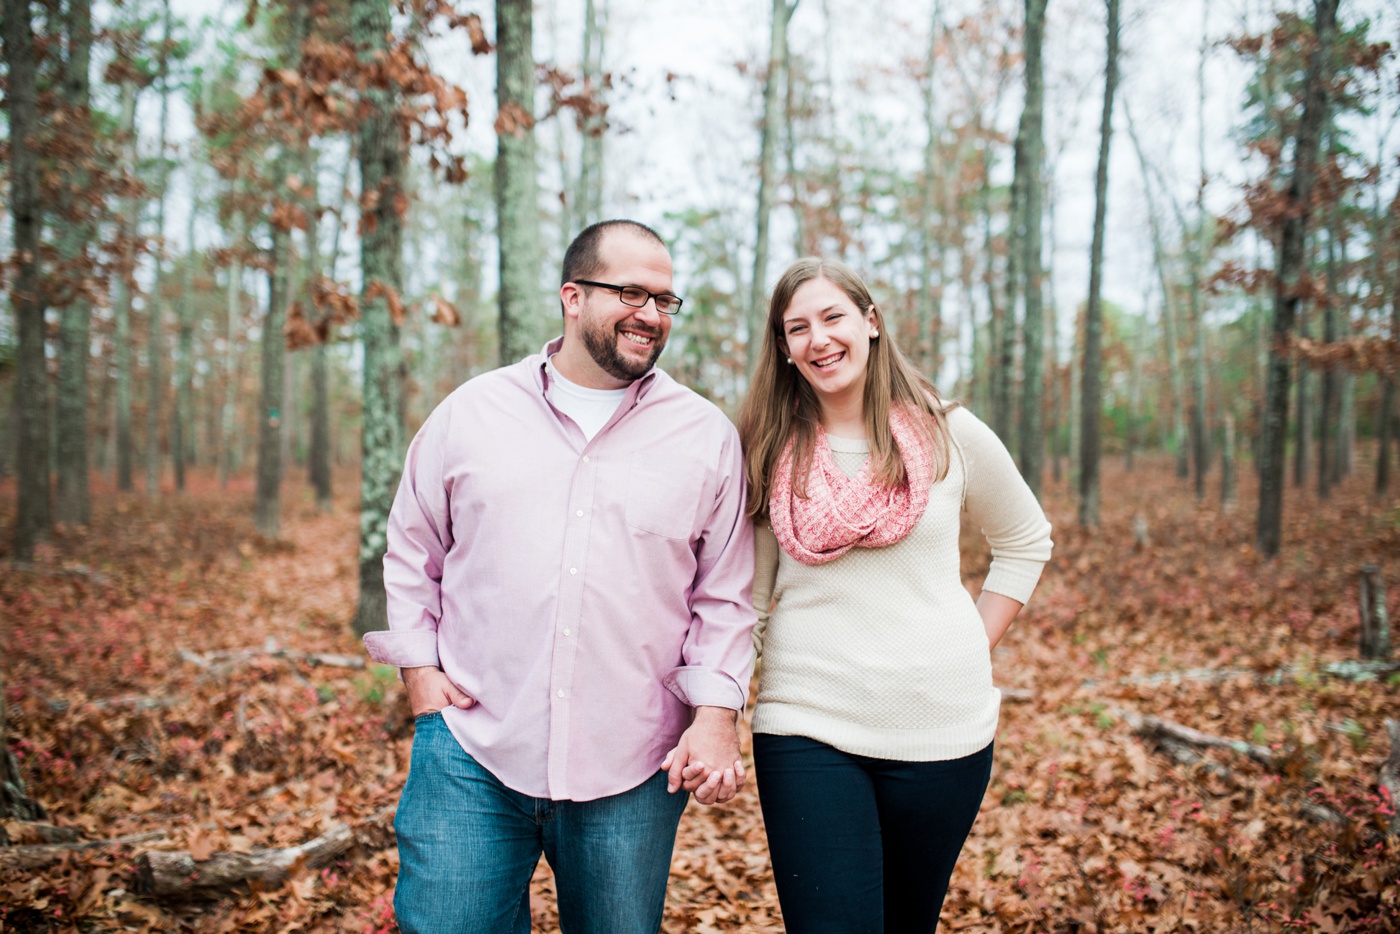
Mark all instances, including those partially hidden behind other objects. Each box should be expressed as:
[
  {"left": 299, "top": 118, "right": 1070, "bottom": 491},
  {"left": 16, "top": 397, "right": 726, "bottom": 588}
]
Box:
[{"left": 546, "top": 357, "right": 627, "bottom": 441}]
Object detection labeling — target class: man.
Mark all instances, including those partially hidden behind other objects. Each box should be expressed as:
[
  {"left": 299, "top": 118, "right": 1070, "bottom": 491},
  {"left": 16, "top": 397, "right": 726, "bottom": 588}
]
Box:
[{"left": 364, "top": 219, "right": 756, "bottom": 934}]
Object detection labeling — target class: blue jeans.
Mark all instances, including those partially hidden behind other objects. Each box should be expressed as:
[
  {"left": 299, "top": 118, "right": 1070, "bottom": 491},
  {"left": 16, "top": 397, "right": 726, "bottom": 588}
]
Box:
[
  {"left": 754, "top": 733, "right": 994, "bottom": 934},
  {"left": 393, "top": 712, "right": 689, "bottom": 934}
]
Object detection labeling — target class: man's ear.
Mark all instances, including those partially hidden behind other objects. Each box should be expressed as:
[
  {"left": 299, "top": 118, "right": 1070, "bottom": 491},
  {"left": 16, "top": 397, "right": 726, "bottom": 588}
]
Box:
[{"left": 560, "top": 282, "right": 584, "bottom": 320}]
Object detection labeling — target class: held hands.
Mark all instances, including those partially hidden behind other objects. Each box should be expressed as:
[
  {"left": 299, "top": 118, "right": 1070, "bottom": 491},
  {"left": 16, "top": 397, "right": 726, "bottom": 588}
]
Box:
[
  {"left": 402, "top": 665, "right": 475, "bottom": 717},
  {"left": 660, "top": 706, "right": 746, "bottom": 806}
]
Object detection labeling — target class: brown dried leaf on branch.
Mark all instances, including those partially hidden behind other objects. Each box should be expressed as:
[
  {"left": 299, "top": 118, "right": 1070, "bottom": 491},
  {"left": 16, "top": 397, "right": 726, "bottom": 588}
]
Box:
[
  {"left": 430, "top": 296, "right": 461, "bottom": 327},
  {"left": 366, "top": 279, "right": 406, "bottom": 327}
]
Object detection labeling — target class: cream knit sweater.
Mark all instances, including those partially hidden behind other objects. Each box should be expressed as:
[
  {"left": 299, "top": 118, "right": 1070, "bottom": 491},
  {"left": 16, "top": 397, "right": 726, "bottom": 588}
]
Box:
[{"left": 751, "top": 406, "right": 1053, "bottom": 762}]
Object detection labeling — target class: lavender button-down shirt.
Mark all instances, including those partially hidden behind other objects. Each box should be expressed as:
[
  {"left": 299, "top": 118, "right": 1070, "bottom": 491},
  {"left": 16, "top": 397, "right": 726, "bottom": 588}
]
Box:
[{"left": 364, "top": 340, "right": 757, "bottom": 802}]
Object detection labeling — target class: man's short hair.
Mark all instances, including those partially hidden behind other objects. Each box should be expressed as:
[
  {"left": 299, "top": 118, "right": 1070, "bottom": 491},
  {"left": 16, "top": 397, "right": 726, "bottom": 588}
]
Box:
[{"left": 561, "top": 220, "right": 667, "bottom": 287}]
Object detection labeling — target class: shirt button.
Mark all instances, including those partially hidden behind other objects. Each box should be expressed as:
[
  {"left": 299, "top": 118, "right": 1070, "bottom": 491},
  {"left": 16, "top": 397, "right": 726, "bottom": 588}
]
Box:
[
  {"left": 575, "top": 509, "right": 584, "bottom": 517},
  {"left": 563, "top": 628, "right": 571, "bottom": 636},
  {"left": 569, "top": 567, "right": 577, "bottom": 575},
  {"left": 557, "top": 690, "right": 566, "bottom": 698},
  {"left": 582, "top": 455, "right": 590, "bottom": 463}
]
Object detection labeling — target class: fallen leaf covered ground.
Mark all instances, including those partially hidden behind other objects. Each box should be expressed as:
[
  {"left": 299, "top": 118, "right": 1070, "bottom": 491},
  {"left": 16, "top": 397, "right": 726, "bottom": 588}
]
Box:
[{"left": 2, "top": 455, "right": 1398, "bottom": 932}]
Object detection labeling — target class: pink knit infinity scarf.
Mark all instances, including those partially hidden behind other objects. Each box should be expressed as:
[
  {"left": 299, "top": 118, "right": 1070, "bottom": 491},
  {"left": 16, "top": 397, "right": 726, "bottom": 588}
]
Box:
[{"left": 768, "top": 405, "right": 935, "bottom": 566}]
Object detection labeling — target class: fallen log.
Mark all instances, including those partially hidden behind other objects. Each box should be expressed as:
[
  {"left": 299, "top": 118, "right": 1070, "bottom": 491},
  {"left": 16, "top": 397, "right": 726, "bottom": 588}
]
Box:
[
  {"left": 1127, "top": 713, "right": 1277, "bottom": 767},
  {"left": 0, "top": 830, "right": 168, "bottom": 872},
  {"left": 178, "top": 639, "right": 366, "bottom": 676},
  {"left": 134, "top": 823, "right": 354, "bottom": 898}
]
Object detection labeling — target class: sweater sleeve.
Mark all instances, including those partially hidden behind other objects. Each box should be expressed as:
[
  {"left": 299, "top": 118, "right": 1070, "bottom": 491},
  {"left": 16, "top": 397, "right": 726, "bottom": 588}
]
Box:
[
  {"left": 952, "top": 407, "right": 1053, "bottom": 603},
  {"left": 751, "top": 521, "right": 781, "bottom": 658}
]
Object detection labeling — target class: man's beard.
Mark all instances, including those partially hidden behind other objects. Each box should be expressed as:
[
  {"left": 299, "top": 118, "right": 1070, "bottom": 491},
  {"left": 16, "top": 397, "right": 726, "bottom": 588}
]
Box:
[{"left": 581, "top": 314, "right": 665, "bottom": 381}]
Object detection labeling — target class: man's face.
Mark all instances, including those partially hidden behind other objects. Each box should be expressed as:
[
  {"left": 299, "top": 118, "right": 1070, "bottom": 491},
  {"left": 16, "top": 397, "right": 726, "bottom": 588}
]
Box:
[{"left": 572, "top": 232, "right": 674, "bottom": 382}]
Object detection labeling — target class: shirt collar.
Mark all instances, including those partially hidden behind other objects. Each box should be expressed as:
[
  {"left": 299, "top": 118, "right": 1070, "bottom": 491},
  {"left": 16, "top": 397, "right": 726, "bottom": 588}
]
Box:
[{"left": 532, "top": 336, "right": 661, "bottom": 404}]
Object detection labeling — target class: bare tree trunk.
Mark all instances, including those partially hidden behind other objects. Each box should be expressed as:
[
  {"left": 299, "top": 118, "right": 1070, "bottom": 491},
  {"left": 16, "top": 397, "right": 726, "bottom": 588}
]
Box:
[
  {"left": 1187, "top": 0, "right": 1210, "bottom": 501},
  {"left": 1221, "top": 411, "right": 1236, "bottom": 507},
  {"left": 255, "top": 8, "right": 307, "bottom": 538},
  {"left": 220, "top": 211, "right": 245, "bottom": 489},
  {"left": 1078, "top": 0, "right": 1118, "bottom": 529},
  {"left": 145, "top": 0, "right": 173, "bottom": 498},
  {"left": 352, "top": 0, "right": 406, "bottom": 636},
  {"left": 747, "top": 0, "right": 794, "bottom": 375},
  {"left": 496, "top": 0, "right": 544, "bottom": 366},
  {"left": 1319, "top": 223, "right": 1338, "bottom": 499},
  {"left": 1258, "top": 0, "right": 1338, "bottom": 557},
  {"left": 1016, "top": 0, "right": 1048, "bottom": 496},
  {"left": 576, "top": 0, "right": 605, "bottom": 230},
  {"left": 1125, "top": 104, "right": 1189, "bottom": 479},
  {"left": 55, "top": 0, "right": 94, "bottom": 526},
  {"left": 114, "top": 81, "right": 140, "bottom": 493},
  {"left": 1294, "top": 297, "right": 1311, "bottom": 487},
  {"left": 174, "top": 179, "right": 200, "bottom": 493},
  {"left": 4, "top": 0, "right": 50, "bottom": 559}
]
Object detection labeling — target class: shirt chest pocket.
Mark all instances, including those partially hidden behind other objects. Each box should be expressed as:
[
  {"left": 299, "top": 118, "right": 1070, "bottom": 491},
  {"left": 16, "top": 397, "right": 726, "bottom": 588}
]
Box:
[{"left": 626, "top": 457, "right": 705, "bottom": 540}]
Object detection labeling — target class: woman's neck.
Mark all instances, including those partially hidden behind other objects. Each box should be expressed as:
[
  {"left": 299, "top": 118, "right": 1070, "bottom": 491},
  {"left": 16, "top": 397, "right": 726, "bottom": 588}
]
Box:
[{"left": 818, "top": 392, "right": 867, "bottom": 440}]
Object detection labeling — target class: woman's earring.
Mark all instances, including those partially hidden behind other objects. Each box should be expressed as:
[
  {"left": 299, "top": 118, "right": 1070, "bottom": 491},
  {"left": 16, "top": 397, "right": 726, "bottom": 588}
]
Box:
[
  {"left": 786, "top": 357, "right": 794, "bottom": 364},
  {"left": 871, "top": 330, "right": 879, "bottom": 338}
]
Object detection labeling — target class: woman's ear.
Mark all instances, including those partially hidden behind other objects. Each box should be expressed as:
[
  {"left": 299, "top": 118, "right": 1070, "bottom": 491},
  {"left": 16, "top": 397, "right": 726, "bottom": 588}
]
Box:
[{"left": 866, "top": 305, "right": 881, "bottom": 338}]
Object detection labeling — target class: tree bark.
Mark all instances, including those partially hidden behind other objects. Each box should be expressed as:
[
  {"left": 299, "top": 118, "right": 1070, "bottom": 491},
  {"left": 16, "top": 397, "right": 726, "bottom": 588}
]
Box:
[
  {"left": 576, "top": 0, "right": 605, "bottom": 230},
  {"left": 1318, "top": 219, "right": 1339, "bottom": 498},
  {"left": 1078, "top": 0, "right": 1118, "bottom": 529},
  {"left": 1016, "top": 0, "right": 1048, "bottom": 497},
  {"left": 1257, "top": 0, "right": 1338, "bottom": 557},
  {"left": 54, "top": 0, "right": 95, "bottom": 526},
  {"left": 256, "top": 7, "right": 307, "bottom": 538},
  {"left": 220, "top": 210, "right": 245, "bottom": 489},
  {"left": 135, "top": 823, "right": 354, "bottom": 898},
  {"left": 145, "top": 0, "right": 173, "bottom": 498},
  {"left": 5, "top": 0, "right": 50, "bottom": 558},
  {"left": 114, "top": 80, "right": 140, "bottom": 493},
  {"left": 495, "top": 0, "right": 544, "bottom": 366},
  {"left": 1187, "top": 0, "right": 1210, "bottom": 501},
  {"left": 747, "top": 0, "right": 794, "bottom": 376},
  {"left": 352, "top": 0, "right": 406, "bottom": 637},
  {"left": 174, "top": 175, "right": 201, "bottom": 492}
]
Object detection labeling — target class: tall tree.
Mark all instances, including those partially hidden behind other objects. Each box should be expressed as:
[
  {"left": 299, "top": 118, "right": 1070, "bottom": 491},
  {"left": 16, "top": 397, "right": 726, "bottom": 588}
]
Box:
[
  {"left": 146, "top": 0, "right": 174, "bottom": 497},
  {"left": 255, "top": 3, "right": 309, "bottom": 538},
  {"left": 1257, "top": 0, "right": 1339, "bottom": 557},
  {"left": 1125, "top": 103, "right": 1190, "bottom": 479},
  {"left": 747, "top": 0, "right": 796, "bottom": 374},
  {"left": 916, "top": 1, "right": 944, "bottom": 378},
  {"left": 1187, "top": 0, "right": 1210, "bottom": 500},
  {"left": 351, "top": 0, "right": 406, "bottom": 636},
  {"left": 576, "top": 0, "right": 605, "bottom": 230},
  {"left": 1378, "top": 188, "right": 1400, "bottom": 497},
  {"left": 54, "top": 0, "right": 95, "bottom": 526},
  {"left": 496, "top": 0, "right": 544, "bottom": 366},
  {"left": 1016, "top": 0, "right": 1048, "bottom": 497},
  {"left": 1078, "top": 0, "right": 1119, "bottom": 529},
  {"left": 4, "top": 0, "right": 50, "bottom": 558},
  {"left": 113, "top": 79, "right": 141, "bottom": 492}
]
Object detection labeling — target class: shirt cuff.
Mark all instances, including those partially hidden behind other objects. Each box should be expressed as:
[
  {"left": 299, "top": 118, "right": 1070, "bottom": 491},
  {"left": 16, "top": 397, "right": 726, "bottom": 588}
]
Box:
[
  {"left": 982, "top": 558, "right": 1046, "bottom": 605},
  {"left": 662, "top": 666, "right": 746, "bottom": 711},
  {"left": 362, "top": 630, "right": 441, "bottom": 670}
]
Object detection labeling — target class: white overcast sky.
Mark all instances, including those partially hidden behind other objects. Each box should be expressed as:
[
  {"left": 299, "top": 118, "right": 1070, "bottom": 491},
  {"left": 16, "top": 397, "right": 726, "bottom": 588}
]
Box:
[{"left": 153, "top": 0, "right": 1396, "bottom": 353}]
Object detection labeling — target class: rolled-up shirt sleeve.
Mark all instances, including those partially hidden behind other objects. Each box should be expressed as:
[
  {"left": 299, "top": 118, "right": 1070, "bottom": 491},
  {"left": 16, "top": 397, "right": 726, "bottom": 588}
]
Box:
[
  {"left": 363, "top": 405, "right": 453, "bottom": 670},
  {"left": 956, "top": 408, "right": 1053, "bottom": 604},
  {"left": 662, "top": 427, "right": 757, "bottom": 712}
]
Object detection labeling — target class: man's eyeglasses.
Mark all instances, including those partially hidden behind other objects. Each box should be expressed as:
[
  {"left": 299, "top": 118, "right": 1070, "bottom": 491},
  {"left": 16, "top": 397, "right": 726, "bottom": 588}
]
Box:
[{"left": 572, "top": 280, "right": 684, "bottom": 315}]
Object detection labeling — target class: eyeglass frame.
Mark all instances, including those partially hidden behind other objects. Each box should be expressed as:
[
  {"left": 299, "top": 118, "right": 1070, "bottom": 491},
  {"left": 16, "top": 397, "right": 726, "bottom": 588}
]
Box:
[{"left": 571, "top": 279, "right": 685, "bottom": 315}]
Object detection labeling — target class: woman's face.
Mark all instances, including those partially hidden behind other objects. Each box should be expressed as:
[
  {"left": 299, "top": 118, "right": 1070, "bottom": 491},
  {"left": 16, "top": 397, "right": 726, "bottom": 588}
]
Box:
[{"left": 779, "top": 276, "right": 878, "bottom": 408}]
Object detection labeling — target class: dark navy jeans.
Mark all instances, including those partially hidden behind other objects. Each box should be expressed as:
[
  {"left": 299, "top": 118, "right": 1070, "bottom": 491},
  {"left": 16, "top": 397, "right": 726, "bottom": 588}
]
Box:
[
  {"left": 393, "top": 712, "right": 688, "bottom": 934},
  {"left": 754, "top": 733, "right": 994, "bottom": 934}
]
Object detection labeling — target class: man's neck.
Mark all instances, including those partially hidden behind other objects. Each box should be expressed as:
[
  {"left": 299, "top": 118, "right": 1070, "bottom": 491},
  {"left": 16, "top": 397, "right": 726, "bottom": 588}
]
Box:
[{"left": 550, "top": 342, "right": 632, "bottom": 391}]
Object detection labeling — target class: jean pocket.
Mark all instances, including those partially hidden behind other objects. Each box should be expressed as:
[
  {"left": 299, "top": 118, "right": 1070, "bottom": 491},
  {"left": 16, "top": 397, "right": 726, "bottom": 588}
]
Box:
[
  {"left": 625, "top": 459, "right": 702, "bottom": 540},
  {"left": 414, "top": 709, "right": 444, "bottom": 723}
]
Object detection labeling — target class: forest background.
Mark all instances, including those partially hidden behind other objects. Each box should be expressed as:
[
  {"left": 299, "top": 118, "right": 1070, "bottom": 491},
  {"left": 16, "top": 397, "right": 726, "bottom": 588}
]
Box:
[{"left": 2, "top": 0, "right": 1400, "bottom": 931}]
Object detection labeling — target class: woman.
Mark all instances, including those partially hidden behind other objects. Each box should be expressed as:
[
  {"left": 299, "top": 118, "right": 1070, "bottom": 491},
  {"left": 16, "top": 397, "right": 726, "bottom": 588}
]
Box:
[{"left": 738, "top": 258, "right": 1052, "bottom": 933}]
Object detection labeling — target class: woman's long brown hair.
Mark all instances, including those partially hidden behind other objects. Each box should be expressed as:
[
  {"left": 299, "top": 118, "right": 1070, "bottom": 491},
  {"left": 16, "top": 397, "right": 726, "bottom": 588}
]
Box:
[{"left": 737, "top": 257, "right": 956, "bottom": 521}]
